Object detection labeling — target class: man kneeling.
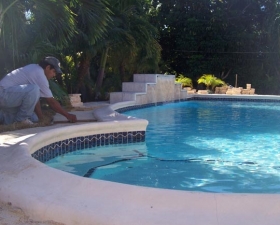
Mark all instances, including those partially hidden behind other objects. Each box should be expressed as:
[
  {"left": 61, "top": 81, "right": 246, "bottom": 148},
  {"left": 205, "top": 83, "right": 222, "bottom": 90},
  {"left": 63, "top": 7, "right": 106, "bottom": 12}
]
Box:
[{"left": 0, "top": 56, "right": 77, "bottom": 125}]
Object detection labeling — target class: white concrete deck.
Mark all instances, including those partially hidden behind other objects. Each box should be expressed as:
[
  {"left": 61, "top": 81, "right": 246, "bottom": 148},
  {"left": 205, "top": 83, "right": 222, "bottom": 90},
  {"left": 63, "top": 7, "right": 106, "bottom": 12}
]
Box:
[{"left": 1, "top": 97, "right": 280, "bottom": 225}]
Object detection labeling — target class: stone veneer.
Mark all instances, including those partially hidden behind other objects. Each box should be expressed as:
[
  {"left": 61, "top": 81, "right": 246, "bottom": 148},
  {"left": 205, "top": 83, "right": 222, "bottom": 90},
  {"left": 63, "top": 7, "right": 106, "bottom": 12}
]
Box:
[{"left": 110, "top": 74, "right": 187, "bottom": 104}]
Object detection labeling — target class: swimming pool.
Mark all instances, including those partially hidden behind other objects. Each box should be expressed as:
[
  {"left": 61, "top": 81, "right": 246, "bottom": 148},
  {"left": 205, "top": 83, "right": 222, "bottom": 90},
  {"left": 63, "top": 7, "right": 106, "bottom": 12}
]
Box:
[{"left": 46, "top": 100, "right": 280, "bottom": 193}]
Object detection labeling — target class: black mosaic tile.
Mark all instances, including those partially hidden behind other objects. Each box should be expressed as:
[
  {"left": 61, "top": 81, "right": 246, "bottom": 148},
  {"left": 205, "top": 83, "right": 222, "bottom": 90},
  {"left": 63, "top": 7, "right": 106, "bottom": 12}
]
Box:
[
  {"left": 32, "top": 130, "right": 146, "bottom": 163},
  {"left": 117, "top": 97, "right": 280, "bottom": 113},
  {"left": 192, "top": 97, "right": 280, "bottom": 102}
]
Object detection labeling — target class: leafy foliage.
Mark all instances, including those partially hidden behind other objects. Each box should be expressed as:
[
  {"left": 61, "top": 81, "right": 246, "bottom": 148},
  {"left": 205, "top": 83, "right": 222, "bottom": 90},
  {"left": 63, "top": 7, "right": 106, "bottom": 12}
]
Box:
[
  {"left": 150, "top": 0, "right": 280, "bottom": 94},
  {"left": 0, "top": 0, "right": 110, "bottom": 76},
  {"left": 2, "top": 0, "right": 280, "bottom": 97},
  {"left": 175, "top": 74, "right": 193, "bottom": 88},
  {"left": 92, "top": 0, "right": 161, "bottom": 99},
  {"left": 197, "top": 74, "right": 225, "bottom": 91}
]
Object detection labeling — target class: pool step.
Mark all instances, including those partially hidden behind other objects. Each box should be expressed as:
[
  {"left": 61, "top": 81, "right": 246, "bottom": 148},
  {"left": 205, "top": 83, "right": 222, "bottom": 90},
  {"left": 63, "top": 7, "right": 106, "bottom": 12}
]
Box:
[
  {"left": 122, "top": 82, "right": 150, "bottom": 92},
  {"left": 110, "top": 74, "right": 188, "bottom": 104}
]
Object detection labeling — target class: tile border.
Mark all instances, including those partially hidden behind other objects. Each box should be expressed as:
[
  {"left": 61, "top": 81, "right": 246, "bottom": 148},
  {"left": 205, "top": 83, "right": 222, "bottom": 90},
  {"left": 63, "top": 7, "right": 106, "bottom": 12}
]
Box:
[{"left": 32, "top": 131, "right": 146, "bottom": 163}]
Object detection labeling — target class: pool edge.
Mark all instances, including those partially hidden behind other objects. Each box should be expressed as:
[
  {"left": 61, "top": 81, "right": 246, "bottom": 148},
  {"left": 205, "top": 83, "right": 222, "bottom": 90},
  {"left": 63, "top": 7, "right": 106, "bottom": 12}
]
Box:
[{"left": 1, "top": 96, "right": 280, "bottom": 224}]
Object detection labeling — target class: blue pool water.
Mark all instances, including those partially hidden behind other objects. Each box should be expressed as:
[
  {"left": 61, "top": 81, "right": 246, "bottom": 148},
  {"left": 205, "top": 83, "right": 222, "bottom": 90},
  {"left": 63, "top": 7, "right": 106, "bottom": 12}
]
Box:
[{"left": 46, "top": 100, "right": 280, "bottom": 193}]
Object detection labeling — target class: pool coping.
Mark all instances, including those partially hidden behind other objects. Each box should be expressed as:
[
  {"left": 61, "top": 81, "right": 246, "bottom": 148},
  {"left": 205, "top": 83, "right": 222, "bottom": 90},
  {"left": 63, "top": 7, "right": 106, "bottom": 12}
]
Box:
[{"left": 1, "top": 95, "right": 280, "bottom": 225}]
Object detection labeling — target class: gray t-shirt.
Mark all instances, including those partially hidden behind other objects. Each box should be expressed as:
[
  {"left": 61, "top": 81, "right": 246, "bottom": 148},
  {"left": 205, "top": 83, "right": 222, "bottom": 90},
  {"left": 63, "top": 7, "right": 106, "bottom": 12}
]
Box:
[{"left": 0, "top": 64, "right": 53, "bottom": 98}]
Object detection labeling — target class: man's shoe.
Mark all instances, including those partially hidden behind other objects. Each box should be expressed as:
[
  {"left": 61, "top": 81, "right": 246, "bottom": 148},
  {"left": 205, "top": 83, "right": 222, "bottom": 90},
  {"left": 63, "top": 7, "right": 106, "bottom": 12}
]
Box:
[{"left": 21, "top": 118, "right": 34, "bottom": 125}]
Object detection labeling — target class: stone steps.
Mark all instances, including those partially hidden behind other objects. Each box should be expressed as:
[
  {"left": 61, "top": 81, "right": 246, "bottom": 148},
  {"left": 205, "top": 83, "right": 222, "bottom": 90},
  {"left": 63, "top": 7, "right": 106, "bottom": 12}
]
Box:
[{"left": 109, "top": 74, "right": 188, "bottom": 104}]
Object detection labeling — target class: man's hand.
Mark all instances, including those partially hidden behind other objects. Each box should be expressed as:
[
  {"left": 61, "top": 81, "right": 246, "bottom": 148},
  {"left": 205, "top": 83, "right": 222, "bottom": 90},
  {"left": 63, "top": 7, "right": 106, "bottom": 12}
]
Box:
[
  {"left": 66, "top": 113, "right": 77, "bottom": 123},
  {"left": 45, "top": 97, "right": 77, "bottom": 123}
]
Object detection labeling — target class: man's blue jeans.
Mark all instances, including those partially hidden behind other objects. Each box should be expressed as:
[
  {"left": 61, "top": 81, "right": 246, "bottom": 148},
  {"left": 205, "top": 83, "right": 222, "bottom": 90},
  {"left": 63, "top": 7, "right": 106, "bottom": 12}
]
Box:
[{"left": 0, "top": 84, "right": 40, "bottom": 124}]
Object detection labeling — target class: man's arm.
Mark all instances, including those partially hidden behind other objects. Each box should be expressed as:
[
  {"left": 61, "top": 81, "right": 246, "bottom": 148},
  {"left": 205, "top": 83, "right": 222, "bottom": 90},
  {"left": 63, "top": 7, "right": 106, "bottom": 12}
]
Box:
[
  {"left": 34, "top": 101, "right": 44, "bottom": 120},
  {"left": 45, "top": 97, "right": 77, "bottom": 122}
]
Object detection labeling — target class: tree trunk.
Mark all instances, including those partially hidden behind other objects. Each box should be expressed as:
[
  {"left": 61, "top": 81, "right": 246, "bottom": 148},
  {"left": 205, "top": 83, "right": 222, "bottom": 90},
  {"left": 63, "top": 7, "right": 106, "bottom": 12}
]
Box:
[
  {"left": 75, "top": 54, "right": 91, "bottom": 93},
  {"left": 95, "top": 47, "right": 109, "bottom": 99},
  {"left": 0, "top": 0, "right": 19, "bottom": 36},
  {"left": 119, "top": 60, "right": 126, "bottom": 82}
]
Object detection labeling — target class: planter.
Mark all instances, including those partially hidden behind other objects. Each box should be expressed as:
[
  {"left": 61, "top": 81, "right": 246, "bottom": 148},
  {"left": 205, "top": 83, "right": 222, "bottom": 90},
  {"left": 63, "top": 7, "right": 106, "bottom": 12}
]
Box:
[{"left": 68, "top": 94, "right": 83, "bottom": 107}]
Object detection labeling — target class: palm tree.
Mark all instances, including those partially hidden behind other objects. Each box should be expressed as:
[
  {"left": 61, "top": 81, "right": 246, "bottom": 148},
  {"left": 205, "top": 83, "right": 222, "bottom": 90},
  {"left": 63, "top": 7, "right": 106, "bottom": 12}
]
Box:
[
  {"left": 0, "top": 0, "right": 27, "bottom": 73},
  {"left": 0, "top": 0, "right": 78, "bottom": 71},
  {"left": 67, "top": 0, "right": 111, "bottom": 94},
  {"left": 0, "top": 0, "right": 110, "bottom": 76},
  {"left": 94, "top": 0, "right": 161, "bottom": 98},
  {"left": 0, "top": 0, "right": 22, "bottom": 37},
  {"left": 197, "top": 74, "right": 225, "bottom": 91}
]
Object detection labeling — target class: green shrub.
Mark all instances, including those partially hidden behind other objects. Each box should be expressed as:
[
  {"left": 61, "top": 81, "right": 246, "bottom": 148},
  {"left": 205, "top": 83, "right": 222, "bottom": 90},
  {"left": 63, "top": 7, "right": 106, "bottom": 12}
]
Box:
[
  {"left": 175, "top": 74, "right": 193, "bottom": 88},
  {"left": 197, "top": 74, "right": 225, "bottom": 91}
]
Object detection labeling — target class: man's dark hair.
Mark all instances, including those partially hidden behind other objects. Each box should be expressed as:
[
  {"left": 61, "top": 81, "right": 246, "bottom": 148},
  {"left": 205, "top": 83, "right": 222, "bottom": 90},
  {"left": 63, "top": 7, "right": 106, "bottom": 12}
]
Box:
[
  {"left": 38, "top": 59, "right": 55, "bottom": 70},
  {"left": 38, "top": 56, "right": 63, "bottom": 74}
]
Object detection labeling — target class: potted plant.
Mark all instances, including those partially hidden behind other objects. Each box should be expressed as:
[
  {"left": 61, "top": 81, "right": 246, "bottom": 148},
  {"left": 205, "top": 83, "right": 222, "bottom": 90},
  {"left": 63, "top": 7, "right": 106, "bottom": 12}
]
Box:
[
  {"left": 175, "top": 74, "right": 193, "bottom": 89},
  {"left": 197, "top": 74, "right": 225, "bottom": 93}
]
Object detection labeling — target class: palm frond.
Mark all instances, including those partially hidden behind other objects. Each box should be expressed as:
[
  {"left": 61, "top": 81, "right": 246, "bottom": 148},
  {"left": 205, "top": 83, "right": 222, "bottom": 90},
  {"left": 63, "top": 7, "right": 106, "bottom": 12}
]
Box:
[{"left": 75, "top": 0, "right": 111, "bottom": 44}]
